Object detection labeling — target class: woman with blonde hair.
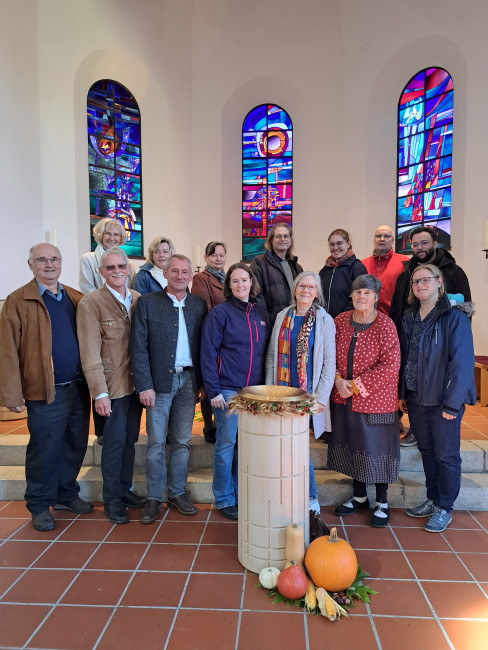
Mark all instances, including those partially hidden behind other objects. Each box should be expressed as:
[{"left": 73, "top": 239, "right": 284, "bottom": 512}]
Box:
[{"left": 133, "top": 236, "right": 175, "bottom": 294}]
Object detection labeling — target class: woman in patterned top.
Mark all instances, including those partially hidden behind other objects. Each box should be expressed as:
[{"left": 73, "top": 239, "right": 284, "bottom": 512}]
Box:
[{"left": 328, "top": 274, "right": 401, "bottom": 527}]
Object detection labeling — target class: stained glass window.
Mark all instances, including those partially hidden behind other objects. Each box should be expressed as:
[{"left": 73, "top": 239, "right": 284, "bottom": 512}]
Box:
[
  {"left": 396, "top": 68, "right": 453, "bottom": 253},
  {"left": 242, "top": 104, "right": 293, "bottom": 260},
  {"left": 87, "top": 80, "right": 143, "bottom": 257}
]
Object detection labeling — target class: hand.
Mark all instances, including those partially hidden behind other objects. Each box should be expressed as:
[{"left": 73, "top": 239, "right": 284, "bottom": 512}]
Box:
[
  {"left": 95, "top": 396, "right": 111, "bottom": 417},
  {"left": 139, "top": 389, "right": 156, "bottom": 408},
  {"left": 442, "top": 411, "right": 456, "bottom": 420},
  {"left": 7, "top": 406, "right": 24, "bottom": 413},
  {"left": 196, "top": 386, "right": 206, "bottom": 403},
  {"left": 315, "top": 402, "right": 326, "bottom": 413},
  {"left": 334, "top": 376, "right": 353, "bottom": 399},
  {"left": 398, "top": 399, "right": 407, "bottom": 413},
  {"left": 211, "top": 393, "right": 226, "bottom": 410}
]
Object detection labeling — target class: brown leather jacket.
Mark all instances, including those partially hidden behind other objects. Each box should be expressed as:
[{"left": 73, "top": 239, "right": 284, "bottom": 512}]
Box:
[
  {"left": 76, "top": 286, "right": 139, "bottom": 399},
  {"left": 191, "top": 269, "right": 224, "bottom": 311},
  {"left": 0, "top": 279, "right": 83, "bottom": 406}
]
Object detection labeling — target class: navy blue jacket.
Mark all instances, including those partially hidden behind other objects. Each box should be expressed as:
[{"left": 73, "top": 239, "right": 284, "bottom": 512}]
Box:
[
  {"left": 319, "top": 255, "right": 367, "bottom": 318},
  {"left": 129, "top": 289, "right": 207, "bottom": 393},
  {"left": 399, "top": 295, "right": 476, "bottom": 413},
  {"left": 133, "top": 263, "right": 166, "bottom": 295},
  {"left": 201, "top": 296, "right": 269, "bottom": 398}
]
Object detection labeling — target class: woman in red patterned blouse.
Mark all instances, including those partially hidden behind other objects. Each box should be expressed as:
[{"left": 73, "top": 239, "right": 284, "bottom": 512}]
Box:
[{"left": 327, "top": 274, "right": 401, "bottom": 527}]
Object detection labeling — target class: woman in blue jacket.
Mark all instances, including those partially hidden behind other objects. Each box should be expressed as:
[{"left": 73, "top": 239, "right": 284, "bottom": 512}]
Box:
[
  {"left": 399, "top": 264, "right": 475, "bottom": 533},
  {"left": 201, "top": 263, "right": 269, "bottom": 520},
  {"left": 133, "top": 236, "right": 175, "bottom": 294}
]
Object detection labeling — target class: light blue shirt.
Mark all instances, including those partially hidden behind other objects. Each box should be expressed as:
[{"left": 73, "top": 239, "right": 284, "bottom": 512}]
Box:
[
  {"left": 167, "top": 292, "right": 193, "bottom": 367},
  {"left": 36, "top": 280, "right": 64, "bottom": 301}
]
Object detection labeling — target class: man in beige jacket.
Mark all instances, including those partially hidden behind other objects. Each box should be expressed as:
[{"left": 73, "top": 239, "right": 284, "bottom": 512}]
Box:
[{"left": 77, "top": 247, "right": 144, "bottom": 524}]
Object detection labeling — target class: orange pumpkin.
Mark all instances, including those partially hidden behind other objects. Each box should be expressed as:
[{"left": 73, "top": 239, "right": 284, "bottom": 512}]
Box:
[{"left": 304, "top": 527, "right": 357, "bottom": 592}]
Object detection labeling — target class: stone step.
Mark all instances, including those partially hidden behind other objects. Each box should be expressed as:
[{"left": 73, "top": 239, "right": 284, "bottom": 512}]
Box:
[
  {"left": 1, "top": 465, "right": 488, "bottom": 510},
  {"left": 1, "top": 435, "right": 487, "bottom": 473}
]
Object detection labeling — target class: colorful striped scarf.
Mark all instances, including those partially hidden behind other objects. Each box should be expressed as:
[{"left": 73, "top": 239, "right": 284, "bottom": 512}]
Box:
[{"left": 277, "top": 306, "right": 316, "bottom": 391}]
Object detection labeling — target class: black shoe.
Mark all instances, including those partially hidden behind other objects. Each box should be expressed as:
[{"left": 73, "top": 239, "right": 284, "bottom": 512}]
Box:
[
  {"left": 122, "top": 491, "right": 146, "bottom": 509},
  {"left": 318, "top": 432, "right": 329, "bottom": 444},
  {"left": 53, "top": 498, "right": 94, "bottom": 514},
  {"left": 141, "top": 499, "right": 163, "bottom": 524},
  {"left": 204, "top": 427, "right": 217, "bottom": 444},
  {"left": 335, "top": 498, "right": 370, "bottom": 516},
  {"left": 167, "top": 493, "right": 197, "bottom": 516},
  {"left": 371, "top": 504, "right": 390, "bottom": 528},
  {"left": 219, "top": 506, "right": 238, "bottom": 520},
  {"left": 97, "top": 436, "right": 104, "bottom": 446},
  {"left": 32, "top": 510, "right": 55, "bottom": 531},
  {"left": 104, "top": 501, "right": 129, "bottom": 524}
]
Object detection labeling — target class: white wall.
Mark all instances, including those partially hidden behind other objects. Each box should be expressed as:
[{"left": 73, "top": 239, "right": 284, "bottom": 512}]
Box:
[{"left": 0, "top": 0, "right": 486, "bottom": 351}]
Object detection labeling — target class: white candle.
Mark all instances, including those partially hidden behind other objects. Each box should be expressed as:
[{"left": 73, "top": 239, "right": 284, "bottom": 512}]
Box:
[
  {"left": 485, "top": 222, "right": 488, "bottom": 249},
  {"left": 192, "top": 244, "right": 201, "bottom": 269},
  {"left": 52, "top": 227, "right": 58, "bottom": 247}
]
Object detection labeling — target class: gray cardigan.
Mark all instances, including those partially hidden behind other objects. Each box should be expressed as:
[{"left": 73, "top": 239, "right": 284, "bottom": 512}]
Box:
[{"left": 265, "top": 305, "right": 336, "bottom": 436}]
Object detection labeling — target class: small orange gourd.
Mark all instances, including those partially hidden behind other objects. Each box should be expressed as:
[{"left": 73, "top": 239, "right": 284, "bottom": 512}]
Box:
[
  {"left": 304, "top": 527, "right": 357, "bottom": 592},
  {"left": 285, "top": 522, "right": 305, "bottom": 571}
]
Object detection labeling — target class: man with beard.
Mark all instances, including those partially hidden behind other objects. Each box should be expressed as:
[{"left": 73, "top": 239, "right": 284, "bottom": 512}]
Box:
[{"left": 390, "top": 225, "right": 472, "bottom": 446}]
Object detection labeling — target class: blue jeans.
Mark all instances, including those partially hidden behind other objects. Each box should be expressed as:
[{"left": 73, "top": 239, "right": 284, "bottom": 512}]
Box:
[
  {"left": 406, "top": 392, "right": 464, "bottom": 511},
  {"left": 212, "top": 390, "right": 238, "bottom": 509},
  {"left": 309, "top": 457, "right": 317, "bottom": 500},
  {"left": 101, "top": 392, "right": 142, "bottom": 504},
  {"left": 25, "top": 381, "right": 90, "bottom": 514},
  {"left": 145, "top": 371, "right": 197, "bottom": 500}
]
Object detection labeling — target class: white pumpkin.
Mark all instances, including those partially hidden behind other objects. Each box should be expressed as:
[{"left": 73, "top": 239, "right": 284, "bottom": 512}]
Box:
[{"left": 259, "top": 566, "right": 281, "bottom": 589}]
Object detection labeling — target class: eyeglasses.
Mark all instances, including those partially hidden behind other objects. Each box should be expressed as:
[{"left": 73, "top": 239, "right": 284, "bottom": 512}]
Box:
[
  {"left": 411, "top": 240, "right": 433, "bottom": 249},
  {"left": 328, "top": 241, "right": 346, "bottom": 248},
  {"left": 274, "top": 234, "right": 291, "bottom": 240},
  {"left": 411, "top": 276, "right": 437, "bottom": 286},
  {"left": 32, "top": 257, "right": 62, "bottom": 265},
  {"left": 297, "top": 284, "right": 317, "bottom": 291},
  {"left": 103, "top": 264, "right": 128, "bottom": 271}
]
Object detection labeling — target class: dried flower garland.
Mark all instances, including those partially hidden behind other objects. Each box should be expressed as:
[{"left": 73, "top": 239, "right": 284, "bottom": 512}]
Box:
[{"left": 228, "top": 392, "right": 318, "bottom": 416}]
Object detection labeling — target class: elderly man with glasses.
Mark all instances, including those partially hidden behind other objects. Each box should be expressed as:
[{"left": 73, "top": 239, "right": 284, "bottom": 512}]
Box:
[
  {"left": 77, "top": 247, "right": 145, "bottom": 524},
  {"left": 361, "top": 225, "right": 409, "bottom": 315},
  {"left": 0, "top": 243, "right": 92, "bottom": 531}
]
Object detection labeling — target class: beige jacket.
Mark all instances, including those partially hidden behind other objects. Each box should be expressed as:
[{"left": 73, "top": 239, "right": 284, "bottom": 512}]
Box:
[
  {"left": 77, "top": 286, "right": 139, "bottom": 400},
  {"left": 0, "top": 279, "right": 83, "bottom": 406}
]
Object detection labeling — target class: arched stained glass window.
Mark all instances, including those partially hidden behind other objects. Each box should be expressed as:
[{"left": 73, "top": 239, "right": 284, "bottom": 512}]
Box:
[
  {"left": 396, "top": 68, "right": 453, "bottom": 253},
  {"left": 242, "top": 104, "right": 293, "bottom": 261},
  {"left": 87, "top": 79, "right": 143, "bottom": 257}
]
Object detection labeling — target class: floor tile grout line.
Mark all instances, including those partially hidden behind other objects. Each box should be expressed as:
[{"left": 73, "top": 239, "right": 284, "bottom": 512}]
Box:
[
  {"left": 0, "top": 514, "right": 85, "bottom": 602},
  {"left": 388, "top": 525, "right": 456, "bottom": 650},
  {"left": 234, "top": 569, "right": 247, "bottom": 650},
  {"left": 20, "top": 516, "right": 119, "bottom": 650},
  {"left": 468, "top": 509, "right": 488, "bottom": 533},
  {"left": 91, "top": 504, "right": 175, "bottom": 650},
  {"left": 162, "top": 506, "right": 214, "bottom": 650}
]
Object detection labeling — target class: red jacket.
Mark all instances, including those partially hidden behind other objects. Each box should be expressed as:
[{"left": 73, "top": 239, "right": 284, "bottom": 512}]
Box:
[
  {"left": 361, "top": 249, "right": 409, "bottom": 315},
  {"left": 332, "top": 311, "right": 400, "bottom": 413}
]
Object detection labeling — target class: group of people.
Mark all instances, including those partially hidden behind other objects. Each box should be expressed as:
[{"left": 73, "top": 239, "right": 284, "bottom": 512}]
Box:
[{"left": 0, "top": 217, "right": 476, "bottom": 535}]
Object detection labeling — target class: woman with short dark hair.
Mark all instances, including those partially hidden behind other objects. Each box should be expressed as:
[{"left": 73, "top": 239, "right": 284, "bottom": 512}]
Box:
[{"left": 328, "top": 274, "right": 401, "bottom": 527}]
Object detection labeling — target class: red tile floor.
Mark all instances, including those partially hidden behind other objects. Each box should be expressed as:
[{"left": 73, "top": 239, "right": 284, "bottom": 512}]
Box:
[{"left": 0, "top": 403, "right": 487, "bottom": 649}]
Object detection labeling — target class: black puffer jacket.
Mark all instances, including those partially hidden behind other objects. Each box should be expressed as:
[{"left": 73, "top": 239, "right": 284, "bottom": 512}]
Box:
[
  {"left": 389, "top": 249, "right": 471, "bottom": 331},
  {"left": 319, "top": 255, "right": 367, "bottom": 318},
  {"left": 249, "top": 250, "right": 303, "bottom": 325}
]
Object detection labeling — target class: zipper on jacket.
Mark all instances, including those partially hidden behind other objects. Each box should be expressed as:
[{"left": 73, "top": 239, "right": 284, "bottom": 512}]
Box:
[
  {"left": 326, "top": 267, "right": 336, "bottom": 312},
  {"left": 245, "top": 303, "right": 254, "bottom": 386},
  {"left": 254, "top": 320, "right": 259, "bottom": 342}
]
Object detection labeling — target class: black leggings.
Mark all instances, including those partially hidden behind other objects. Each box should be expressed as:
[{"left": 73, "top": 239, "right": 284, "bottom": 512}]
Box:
[{"left": 353, "top": 479, "right": 388, "bottom": 503}]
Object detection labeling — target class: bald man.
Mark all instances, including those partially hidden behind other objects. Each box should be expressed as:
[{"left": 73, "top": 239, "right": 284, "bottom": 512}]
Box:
[
  {"left": 0, "top": 243, "right": 92, "bottom": 531},
  {"left": 361, "top": 225, "right": 409, "bottom": 315}
]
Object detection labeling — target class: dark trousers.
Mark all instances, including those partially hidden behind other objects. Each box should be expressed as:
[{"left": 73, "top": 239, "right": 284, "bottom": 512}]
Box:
[
  {"left": 200, "top": 395, "right": 215, "bottom": 433},
  {"left": 101, "top": 392, "right": 142, "bottom": 504},
  {"left": 406, "top": 392, "right": 464, "bottom": 511},
  {"left": 25, "top": 381, "right": 90, "bottom": 514}
]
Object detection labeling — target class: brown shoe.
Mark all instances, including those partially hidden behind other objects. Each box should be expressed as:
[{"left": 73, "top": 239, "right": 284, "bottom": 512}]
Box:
[
  {"left": 167, "top": 493, "right": 197, "bottom": 516},
  {"left": 140, "top": 499, "right": 162, "bottom": 524},
  {"left": 400, "top": 430, "right": 417, "bottom": 447}
]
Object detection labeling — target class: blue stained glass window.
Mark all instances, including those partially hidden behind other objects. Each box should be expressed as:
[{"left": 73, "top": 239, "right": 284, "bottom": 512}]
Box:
[
  {"left": 396, "top": 68, "right": 453, "bottom": 253},
  {"left": 242, "top": 104, "right": 293, "bottom": 261},
  {"left": 87, "top": 80, "right": 143, "bottom": 257}
]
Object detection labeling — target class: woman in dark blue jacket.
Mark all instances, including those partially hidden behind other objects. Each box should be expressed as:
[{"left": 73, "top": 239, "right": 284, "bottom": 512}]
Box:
[
  {"left": 133, "top": 236, "right": 175, "bottom": 295},
  {"left": 319, "top": 229, "right": 367, "bottom": 318},
  {"left": 201, "top": 263, "right": 269, "bottom": 520},
  {"left": 399, "top": 264, "right": 475, "bottom": 533}
]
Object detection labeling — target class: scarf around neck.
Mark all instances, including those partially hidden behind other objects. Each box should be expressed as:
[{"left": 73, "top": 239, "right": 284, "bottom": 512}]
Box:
[
  {"left": 205, "top": 265, "right": 226, "bottom": 284},
  {"left": 324, "top": 248, "right": 354, "bottom": 267},
  {"left": 277, "top": 306, "right": 316, "bottom": 391}
]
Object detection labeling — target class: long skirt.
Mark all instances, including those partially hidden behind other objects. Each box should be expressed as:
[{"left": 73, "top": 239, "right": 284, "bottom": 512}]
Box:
[{"left": 327, "top": 403, "right": 400, "bottom": 484}]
